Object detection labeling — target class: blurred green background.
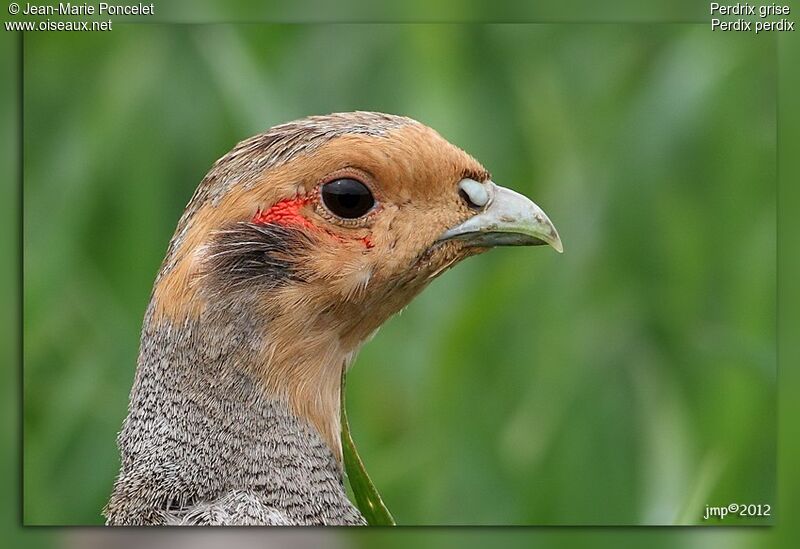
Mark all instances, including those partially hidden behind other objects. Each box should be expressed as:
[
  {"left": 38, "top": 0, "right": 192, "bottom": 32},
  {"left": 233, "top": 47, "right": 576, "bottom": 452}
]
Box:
[{"left": 22, "top": 23, "right": 776, "bottom": 526}]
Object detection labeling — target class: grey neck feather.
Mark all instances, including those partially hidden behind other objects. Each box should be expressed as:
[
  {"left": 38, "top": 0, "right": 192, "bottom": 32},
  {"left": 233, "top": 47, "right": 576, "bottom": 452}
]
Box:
[{"left": 104, "top": 304, "right": 365, "bottom": 525}]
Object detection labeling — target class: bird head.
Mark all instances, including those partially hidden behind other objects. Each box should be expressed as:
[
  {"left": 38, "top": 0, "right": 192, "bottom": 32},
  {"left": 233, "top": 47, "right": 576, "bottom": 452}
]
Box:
[{"left": 148, "top": 112, "right": 561, "bottom": 456}]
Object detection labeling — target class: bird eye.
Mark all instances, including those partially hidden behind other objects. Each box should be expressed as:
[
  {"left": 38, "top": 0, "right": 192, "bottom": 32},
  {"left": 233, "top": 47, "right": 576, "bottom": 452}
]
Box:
[{"left": 320, "top": 178, "right": 375, "bottom": 219}]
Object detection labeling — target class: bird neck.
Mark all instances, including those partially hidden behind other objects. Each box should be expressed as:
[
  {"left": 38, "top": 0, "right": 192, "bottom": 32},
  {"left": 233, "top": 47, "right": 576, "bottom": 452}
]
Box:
[{"left": 109, "top": 302, "right": 359, "bottom": 523}]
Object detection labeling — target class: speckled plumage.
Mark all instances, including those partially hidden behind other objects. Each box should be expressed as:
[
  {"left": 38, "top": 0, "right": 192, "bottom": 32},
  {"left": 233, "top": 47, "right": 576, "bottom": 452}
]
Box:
[{"left": 105, "top": 301, "right": 364, "bottom": 525}]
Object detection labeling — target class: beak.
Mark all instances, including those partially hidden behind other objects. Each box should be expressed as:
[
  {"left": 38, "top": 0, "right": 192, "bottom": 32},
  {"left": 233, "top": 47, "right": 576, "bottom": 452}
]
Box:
[{"left": 437, "top": 180, "right": 563, "bottom": 253}]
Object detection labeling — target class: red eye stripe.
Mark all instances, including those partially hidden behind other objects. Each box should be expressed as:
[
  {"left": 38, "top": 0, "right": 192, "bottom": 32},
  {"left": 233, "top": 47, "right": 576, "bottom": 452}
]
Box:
[
  {"left": 252, "top": 195, "right": 374, "bottom": 249},
  {"left": 251, "top": 196, "right": 316, "bottom": 230}
]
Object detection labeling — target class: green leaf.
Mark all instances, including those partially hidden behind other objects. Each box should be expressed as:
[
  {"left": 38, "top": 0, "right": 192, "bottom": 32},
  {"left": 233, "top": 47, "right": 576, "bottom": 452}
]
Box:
[{"left": 340, "top": 370, "right": 396, "bottom": 526}]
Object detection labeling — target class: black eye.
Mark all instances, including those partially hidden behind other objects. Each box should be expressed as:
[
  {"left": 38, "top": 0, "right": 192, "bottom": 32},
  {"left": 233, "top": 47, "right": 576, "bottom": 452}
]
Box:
[{"left": 320, "top": 178, "right": 375, "bottom": 219}]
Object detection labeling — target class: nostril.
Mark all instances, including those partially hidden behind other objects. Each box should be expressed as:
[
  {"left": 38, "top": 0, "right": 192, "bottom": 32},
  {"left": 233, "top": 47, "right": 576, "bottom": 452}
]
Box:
[
  {"left": 458, "top": 178, "right": 491, "bottom": 209},
  {"left": 459, "top": 188, "right": 482, "bottom": 210}
]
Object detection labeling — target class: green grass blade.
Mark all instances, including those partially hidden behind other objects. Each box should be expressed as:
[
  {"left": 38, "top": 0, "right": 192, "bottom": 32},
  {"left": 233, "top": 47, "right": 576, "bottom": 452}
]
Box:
[{"left": 340, "top": 370, "right": 396, "bottom": 526}]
